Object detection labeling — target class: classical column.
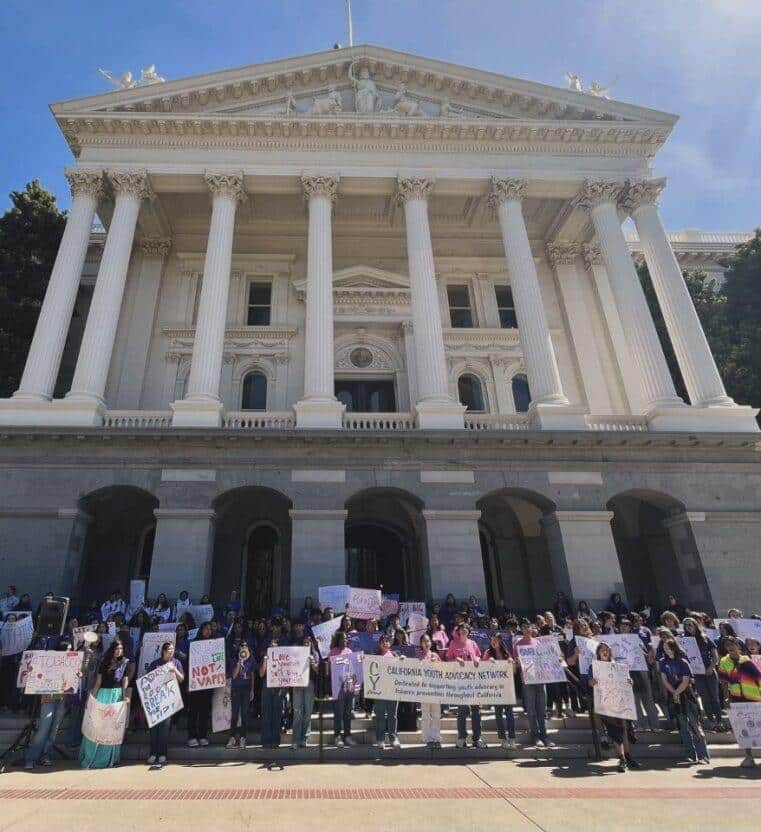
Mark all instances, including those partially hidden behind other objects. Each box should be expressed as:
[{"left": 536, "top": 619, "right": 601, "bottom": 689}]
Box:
[
  {"left": 294, "top": 175, "right": 345, "bottom": 428},
  {"left": 289, "top": 509, "right": 348, "bottom": 612},
  {"left": 490, "top": 178, "right": 585, "bottom": 429},
  {"left": 149, "top": 508, "right": 216, "bottom": 600},
  {"left": 12, "top": 170, "right": 104, "bottom": 405},
  {"left": 64, "top": 170, "right": 152, "bottom": 424},
  {"left": 624, "top": 180, "right": 758, "bottom": 431},
  {"left": 397, "top": 178, "right": 464, "bottom": 429},
  {"left": 576, "top": 180, "right": 684, "bottom": 420},
  {"left": 172, "top": 172, "right": 245, "bottom": 427}
]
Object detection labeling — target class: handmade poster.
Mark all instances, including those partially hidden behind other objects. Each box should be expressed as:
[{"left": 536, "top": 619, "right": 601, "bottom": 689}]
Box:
[
  {"left": 212, "top": 681, "right": 235, "bottom": 733},
  {"left": 311, "top": 615, "right": 343, "bottom": 659},
  {"left": 346, "top": 631, "right": 381, "bottom": 654},
  {"left": 72, "top": 624, "right": 97, "bottom": 649},
  {"left": 330, "top": 652, "right": 363, "bottom": 698},
  {"left": 24, "top": 650, "right": 83, "bottom": 695},
  {"left": 676, "top": 635, "right": 706, "bottom": 675},
  {"left": 575, "top": 636, "right": 600, "bottom": 676},
  {"left": 81, "top": 695, "right": 129, "bottom": 746},
  {"left": 158, "top": 622, "right": 178, "bottom": 633},
  {"left": 16, "top": 651, "right": 36, "bottom": 688},
  {"left": 469, "top": 629, "right": 513, "bottom": 653},
  {"left": 138, "top": 632, "right": 176, "bottom": 678},
  {"left": 363, "top": 657, "right": 516, "bottom": 705},
  {"left": 563, "top": 628, "right": 574, "bottom": 642},
  {"left": 599, "top": 634, "right": 648, "bottom": 671},
  {"left": 398, "top": 602, "right": 427, "bottom": 626},
  {"left": 407, "top": 613, "right": 429, "bottom": 646},
  {"left": 129, "top": 579, "right": 146, "bottom": 611},
  {"left": 318, "top": 585, "right": 349, "bottom": 613},
  {"left": 185, "top": 604, "right": 215, "bottom": 626},
  {"left": 592, "top": 660, "right": 637, "bottom": 721},
  {"left": 381, "top": 595, "right": 400, "bottom": 616},
  {"left": 267, "top": 646, "right": 310, "bottom": 688},
  {"left": 189, "top": 637, "right": 226, "bottom": 691},
  {"left": 517, "top": 642, "right": 566, "bottom": 685},
  {"left": 536, "top": 634, "right": 563, "bottom": 656},
  {"left": 0, "top": 615, "right": 34, "bottom": 655},
  {"left": 704, "top": 628, "right": 719, "bottom": 643},
  {"left": 716, "top": 618, "right": 761, "bottom": 642},
  {"left": 727, "top": 702, "right": 761, "bottom": 749},
  {"left": 136, "top": 662, "right": 183, "bottom": 728},
  {"left": 347, "top": 587, "right": 382, "bottom": 620}
]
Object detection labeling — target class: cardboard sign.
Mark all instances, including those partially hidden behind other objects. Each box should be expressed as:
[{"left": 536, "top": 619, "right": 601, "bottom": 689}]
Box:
[
  {"left": 212, "top": 681, "right": 234, "bottom": 733},
  {"left": 24, "top": 651, "right": 83, "bottom": 695},
  {"left": 346, "top": 587, "right": 382, "bottom": 620},
  {"left": 318, "top": 585, "right": 349, "bottom": 613},
  {"left": 330, "top": 653, "right": 363, "bottom": 698},
  {"left": 185, "top": 604, "right": 215, "bottom": 626},
  {"left": 311, "top": 616, "right": 343, "bottom": 659},
  {"left": 575, "top": 636, "right": 600, "bottom": 676},
  {"left": 593, "top": 660, "right": 636, "bottom": 721},
  {"left": 136, "top": 662, "right": 183, "bottom": 728},
  {"left": 346, "top": 631, "right": 381, "bottom": 654},
  {"left": 381, "top": 595, "right": 399, "bottom": 616},
  {"left": 716, "top": 618, "right": 761, "bottom": 642},
  {"left": 189, "top": 638, "right": 226, "bottom": 691},
  {"left": 398, "top": 602, "right": 427, "bottom": 626},
  {"left": 518, "top": 642, "right": 566, "bottom": 685},
  {"left": 676, "top": 635, "right": 706, "bottom": 675},
  {"left": 599, "top": 634, "right": 648, "bottom": 672},
  {"left": 138, "top": 632, "right": 176, "bottom": 678},
  {"left": 407, "top": 613, "right": 429, "bottom": 646},
  {"left": 728, "top": 702, "right": 761, "bottom": 748},
  {"left": 0, "top": 616, "right": 34, "bottom": 655},
  {"left": 266, "top": 646, "right": 310, "bottom": 688},
  {"left": 16, "top": 651, "right": 36, "bottom": 689},
  {"left": 129, "top": 579, "right": 146, "bottom": 611},
  {"left": 82, "top": 695, "right": 129, "bottom": 746}
]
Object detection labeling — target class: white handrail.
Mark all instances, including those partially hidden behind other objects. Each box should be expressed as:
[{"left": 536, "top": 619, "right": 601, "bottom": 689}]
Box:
[
  {"left": 103, "top": 410, "right": 173, "bottom": 428},
  {"left": 223, "top": 411, "right": 296, "bottom": 429},
  {"left": 343, "top": 412, "right": 415, "bottom": 430}
]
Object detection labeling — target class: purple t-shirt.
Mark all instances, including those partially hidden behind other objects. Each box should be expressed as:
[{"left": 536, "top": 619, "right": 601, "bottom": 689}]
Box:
[{"left": 228, "top": 656, "right": 255, "bottom": 687}]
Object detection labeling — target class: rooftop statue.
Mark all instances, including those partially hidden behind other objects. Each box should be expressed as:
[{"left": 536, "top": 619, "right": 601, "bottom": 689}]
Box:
[
  {"left": 564, "top": 72, "right": 583, "bottom": 93},
  {"left": 139, "top": 65, "right": 166, "bottom": 85},
  {"left": 98, "top": 65, "right": 166, "bottom": 90},
  {"left": 98, "top": 68, "right": 135, "bottom": 90},
  {"left": 565, "top": 72, "right": 618, "bottom": 99}
]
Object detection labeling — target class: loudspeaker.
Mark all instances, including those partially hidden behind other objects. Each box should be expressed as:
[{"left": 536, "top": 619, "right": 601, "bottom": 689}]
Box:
[{"left": 37, "top": 596, "right": 70, "bottom": 638}]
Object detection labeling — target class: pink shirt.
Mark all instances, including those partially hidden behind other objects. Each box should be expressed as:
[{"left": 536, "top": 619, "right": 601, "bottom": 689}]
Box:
[
  {"left": 446, "top": 638, "right": 481, "bottom": 662},
  {"left": 431, "top": 629, "right": 449, "bottom": 651},
  {"left": 420, "top": 649, "right": 441, "bottom": 662},
  {"left": 328, "top": 647, "right": 353, "bottom": 657}
]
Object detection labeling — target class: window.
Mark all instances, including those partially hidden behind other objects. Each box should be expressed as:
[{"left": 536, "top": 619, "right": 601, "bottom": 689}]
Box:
[
  {"left": 335, "top": 379, "right": 396, "bottom": 413},
  {"left": 495, "top": 285, "right": 517, "bottom": 328},
  {"left": 447, "top": 285, "right": 473, "bottom": 328},
  {"left": 241, "top": 372, "right": 267, "bottom": 410},
  {"left": 458, "top": 374, "right": 485, "bottom": 412},
  {"left": 512, "top": 373, "right": 531, "bottom": 413},
  {"left": 247, "top": 282, "right": 272, "bottom": 326}
]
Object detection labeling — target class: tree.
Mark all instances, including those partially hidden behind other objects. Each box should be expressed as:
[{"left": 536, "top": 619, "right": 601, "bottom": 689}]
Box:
[{"left": 0, "top": 181, "right": 66, "bottom": 397}]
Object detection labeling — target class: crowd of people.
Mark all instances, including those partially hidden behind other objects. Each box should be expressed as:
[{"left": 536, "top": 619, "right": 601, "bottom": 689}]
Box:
[{"left": 1, "top": 584, "right": 760, "bottom": 772}]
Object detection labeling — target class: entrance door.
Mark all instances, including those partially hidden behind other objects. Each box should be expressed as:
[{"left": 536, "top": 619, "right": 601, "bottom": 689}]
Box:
[
  {"left": 245, "top": 525, "right": 279, "bottom": 616},
  {"left": 345, "top": 524, "right": 407, "bottom": 596},
  {"left": 335, "top": 379, "right": 396, "bottom": 412}
]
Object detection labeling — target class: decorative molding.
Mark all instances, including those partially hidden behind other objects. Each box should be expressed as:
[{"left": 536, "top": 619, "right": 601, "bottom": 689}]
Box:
[
  {"left": 396, "top": 176, "right": 434, "bottom": 203},
  {"left": 204, "top": 171, "right": 247, "bottom": 202},
  {"left": 621, "top": 178, "right": 666, "bottom": 214},
  {"left": 140, "top": 237, "right": 172, "bottom": 257},
  {"left": 65, "top": 168, "right": 105, "bottom": 200},
  {"left": 488, "top": 177, "right": 527, "bottom": 207},
  {"left": 107, "top": 169, "right": 153, "bottom": 200},
  {"left": 582, "top": 242, "right": 603, "bottom": 269},
  {"left": 302, "top": 174, "right": 339, "bottom": 202},
  {"left": 545, "top": 241, "right": 581, "bottom": 267},
  {"left": 574, "top": 178, "right": 625, "bottom": 210}
]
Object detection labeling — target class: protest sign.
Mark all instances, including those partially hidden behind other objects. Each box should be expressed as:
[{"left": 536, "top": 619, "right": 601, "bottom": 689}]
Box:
[
  {"left": 469, "top": 629, "right": 513, "bottom": 652},
  {"left": 24, "top": 650, "right": 83, "bottom": 695},
  {"left": 676, "top": 635, "right": 706, "bottom": 674},
  {"left": 407, "top": 613, "right": 429, "bottom": 646},
  {"left": 189, "top": 637, "right": 226, "bottom": 691},
  {"left": 330, "top": 652, "right": 363, "bottom": 698},
  {"left": 138, "top": 631, "right": 176, "bottom": 678},
  {"left": 599, "top": 634, "right": 648, "bottom": 671},
  {"left": 267, "top": 646, "right": 310, "bottom": 688},
  {"left": 381, "top": 595, "right": 399, "bottom": 616},
  {"left": 129, "top": 579, "right": 146, "bottom": 611},
  {"left": 728, "top": 702, "right": 761, "bottom": 748},
  {"left": 536, "top": 634, "right": 564, "bottom": 657},
  {"left": 575, "top": 636, "right": 600, "bottom": 676},
  {"left": 398, "top": 602, "right": 426, "bottom": 626},
  {"left": 16, "top": 651, "right": 36, "bottom": 688},
  {"left": 346, "top": 631, "right": 381, "bottom": 654},
  {"left": 518, "top": 642, "right": 566, "bottom": 685},
  {"left": 72, "top": 624, "right": 97, "bottom": 649},
  {"left": 347, "top": 587, "right": 382, "bottom": 620},
  {"left": 318, "top": 585, "right": 349, "bottom": 613},
  {"left": 363, "top": 657, "right": 516, "bottom": 705},
  {"left": 136, "top": 662, "right": 183, "bottom": 728},
  {"left": 0, "top": 615, "right": 33, "bottom": 656},
  {"left": 212, "top": 681, "right": 235, "bottom": 733},
  {"left": 185, "top": 604, "right": 214, "bottom": 626},
  {"left": 592, "top": 660, "right": 636, "bottom": 721},
  {"left": 158, "top": 622, "right": 177, "bottom": 632},
  {"left": 82, "top": 695, "right": 129, "bottom": 746},
  {"left": 704, "top": 628, "right": 719, "bottom": 643},
  {"left": 716, "top": 618, "right": 761, "bottom": 642},
  {"left": 563, "top": 627, "right": 574, "bottom": 642},
  {"left": 311, "top": 615, "right": 343, "bottom": 659}
]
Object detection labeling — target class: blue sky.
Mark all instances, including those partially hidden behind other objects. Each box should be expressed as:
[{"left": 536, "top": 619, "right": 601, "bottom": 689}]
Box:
[{"left": 1, "top": 0, "right": 760, "bottom": 230}]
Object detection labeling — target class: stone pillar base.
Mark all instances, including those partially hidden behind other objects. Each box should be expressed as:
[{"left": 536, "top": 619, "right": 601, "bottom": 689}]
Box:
[
  {"left": 414, "top": 400, "right": 466, "bottom": 429},
  {"left": 528, "top": 402, "right": 588, "bottom": 431},
  {"left": 648, "top": 404, "right": 759, "bottom": 433},
  {"left": 0, "top": 397, "right": 105, "bottom": 427},
  {"left": 294, "top": 399, "right": 345, "bottom": 429},
  {"left": 171, "top": 399, "right": 225, "bottom": 428}
]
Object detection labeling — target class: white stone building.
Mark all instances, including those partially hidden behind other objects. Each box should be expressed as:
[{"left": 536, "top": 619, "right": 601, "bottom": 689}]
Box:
[{"left": 0, "top": 46, "right": 758, "bottom": 616}]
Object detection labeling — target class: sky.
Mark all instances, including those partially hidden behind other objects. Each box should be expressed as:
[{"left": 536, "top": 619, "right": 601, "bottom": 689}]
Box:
[{"left": 1, "top": 0, "right": 760, "bottom": 230}]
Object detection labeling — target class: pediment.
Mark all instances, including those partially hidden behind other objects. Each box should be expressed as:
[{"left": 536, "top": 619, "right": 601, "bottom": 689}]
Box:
[{"left": 293, "top": 265, "right": 410, "bottom": 300}]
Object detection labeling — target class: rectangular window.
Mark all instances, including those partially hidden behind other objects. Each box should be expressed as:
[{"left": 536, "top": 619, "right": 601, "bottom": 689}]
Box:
[
  {"left": 447, "top": 284, "right": 473, "bottom": 328},
  {"left": 495, "top": 285, "right": 517, "bottom": 328},
  {"left": 247, "top": 282, "right": 272, "bottom": 326}
]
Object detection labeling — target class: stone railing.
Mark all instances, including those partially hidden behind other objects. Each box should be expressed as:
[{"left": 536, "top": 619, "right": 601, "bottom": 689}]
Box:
[
  {"left": 103, "top": 410, "right": 173, "bottom": 428},
  {"left": 464, "top": 413, "right": 531, "bottom": 431},
  {"left": 585, "top": 415, "right": 649, "bottom": 432},
  {"left": 223, "top": 411, "right": 296, "bottom": 429},
  {"left": 343, "top": 412, "right": 415, "bottom": 431}
]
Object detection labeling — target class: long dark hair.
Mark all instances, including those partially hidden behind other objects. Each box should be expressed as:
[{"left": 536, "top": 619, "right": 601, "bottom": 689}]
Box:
[
  {"left": 486, "top": 632, "right": 508, "bottom": 659},
  {"left": 99, "top": 638, "right": 125, "bottom": 672}
]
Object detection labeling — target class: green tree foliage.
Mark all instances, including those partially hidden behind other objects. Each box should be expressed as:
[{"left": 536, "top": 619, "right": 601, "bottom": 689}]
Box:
[{"left": 0, "top": 181, "right": 66, "bottom": 397}]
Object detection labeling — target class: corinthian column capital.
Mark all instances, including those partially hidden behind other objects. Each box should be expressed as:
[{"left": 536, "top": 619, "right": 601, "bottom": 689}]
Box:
[
  {"left": 575, "top": 179, "right": 626, "bottom": 211},
  {"left": 545, "top": 241, "right": 581, "bottom": 267},
  {"left": 488, "top": 177, "right": 527, "bottom": 208},
  {"left": 65, "top": 168, "right": 105, "bottom": 200},
  {"left": 621, "top": 178, "right": 666, "bottom": 214},
  {"left": 581, "top": 242, "right": 603, "bottom": 269},
  {"left": 302, "top": 174, "right": 339, "bottom": 202},
  {"left": 107, "top": 169, "right": 154, "bottom": 200},
  {"left": 396, "top": 176, "right": 434, "bottom": 204},
  {"left": 204, "top": 171, "right": 247, "bottom": 202}
]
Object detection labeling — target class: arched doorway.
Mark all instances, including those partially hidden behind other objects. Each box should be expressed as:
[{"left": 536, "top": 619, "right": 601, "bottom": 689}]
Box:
[
  {"left": 211, "top": 487, "right": 292, "bottom": 617},
  {"left": 78, "top": 486, "right": 159, "bottom": 605},
  {"left": 344, "top": 489, "right": 426, "bottom": 599},
  {"left": 608, "top": 490, "right": 712, "bottom": 613},
  {"left": 478, "top": 489, "right": 557, "bottom": 615}
]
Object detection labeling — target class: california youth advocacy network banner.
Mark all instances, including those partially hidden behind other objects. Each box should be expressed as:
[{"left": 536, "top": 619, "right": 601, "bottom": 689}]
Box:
[{"left": 363, "top": 657, "right": 516, "bottom": 706}]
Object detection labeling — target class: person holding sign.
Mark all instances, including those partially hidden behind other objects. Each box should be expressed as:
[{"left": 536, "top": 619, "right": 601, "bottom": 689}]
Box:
[
  {"left": 291, "top": 636, "right": 319, "bottom": 749},
  {"left": 79, "top": 638, "right": 133, "bottom": 769},
  {"left": 719, "top": 636, "right": 761, "bottom": 768},
  {"left": 373, "top": 635, "right": 401, "bottom": 749},
  {"left": 258, "top": 640, "right": 284, "bottom": 748},
  {"left": 328, "top": 631, "right": 357, "bottom": 747},
  {"left": 226, "top": 642, "right": 255, "bottom": 749},
  {"left": 683, "top": 616, "right": 721, "bottom": 728},
  {"left": 186, "top": 622, "right": 217, "bottom": 748},
  {"left": 446, "top": 624, "right": 486, "bottom": 749},
  {"left": 145, "top": 642, "right": 184, "bottom": 764},
  {"left": 483, "top": 632, "right": 516, "bottom": 749},
  {"left": 514, "top": 620, "right": 553, "bottom": 749}
]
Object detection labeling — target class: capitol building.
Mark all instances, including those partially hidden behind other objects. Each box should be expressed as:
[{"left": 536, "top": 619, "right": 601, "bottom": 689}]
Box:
[{"left": 0, "top": 45, "right": 758, "bottom": 616}]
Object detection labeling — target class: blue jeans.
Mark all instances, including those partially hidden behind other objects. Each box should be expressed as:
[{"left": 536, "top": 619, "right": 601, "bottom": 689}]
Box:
[
  {"left": 695, "top": 673, "right": 722, "bottom": 722},
  {"left": 25, "top": 698, "right": 67, "bottom": 765},
  {"left": 374, "top": 699, "right": 398, "bottom": 742},
  {"left": 149, "top": 718, "right": 171, "bottom": 757},
  {"left": 260, "top": 687, "right": 283, "bottom": 746},
  {"left": 456, "top": 705, "right": 481, "bottom": 741},
  {"left": 522, "top": 685, "right": 547, "bottom": 742},
  {"left": 66, "top": 698, "right": 85, "bottom": 747},
  {"left": 291, "top": 682, "right": 315, "bottom": 746},
  {"left": 230, "top": 685, "right": 250, "bottom": 739},
  {"left": 333, "top": 692, "right": 354, "bottom": 739},
  {"left": 676, "top": 699, "right": 709, "bottom": 761},
  {"left": 494, "top": 704, "right": 515, "bottom": 739}
]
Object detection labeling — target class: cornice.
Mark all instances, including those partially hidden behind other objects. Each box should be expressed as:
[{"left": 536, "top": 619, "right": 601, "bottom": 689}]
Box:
[{"left": 161, "top": 324, "right": 297, "bottom": 341}]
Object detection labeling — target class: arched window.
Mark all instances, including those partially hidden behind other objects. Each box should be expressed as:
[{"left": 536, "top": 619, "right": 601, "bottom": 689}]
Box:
[
  {"left": 511, "top": 373, "right": 531, "bottom": 413},
  {"left": 457, "top": 374, "right": 485, "bottom": 412},
  {"left": 241, "top": 371, "right": 267, "bottom": 411}
]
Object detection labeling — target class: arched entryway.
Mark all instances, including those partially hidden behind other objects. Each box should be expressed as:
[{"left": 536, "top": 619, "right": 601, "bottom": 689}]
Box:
[
  {"left": 211, "top": 487, "right": 292, "bottom": 617},
  {"left": 78, "top": 486, "right": 159, "bottom": 605},
  {"left": 607, "top": 490, "right": 712, "bottom": 613},
  {"left": 344, "top": 488, "right": 426, "bottom": 598},
  {"left": 478, "top": 488, "right": 558, "bottom": 615}
]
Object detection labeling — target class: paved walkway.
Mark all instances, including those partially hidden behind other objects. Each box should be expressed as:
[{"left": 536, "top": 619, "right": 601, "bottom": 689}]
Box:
[{"left": 0, "top": 757, "right": 758, "bottom": 831}]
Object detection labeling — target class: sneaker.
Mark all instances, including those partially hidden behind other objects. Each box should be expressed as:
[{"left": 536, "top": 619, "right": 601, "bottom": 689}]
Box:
[
  {"left": 158, "top": 755, "right": 167, "bottom": 765},
  {"left": 344, "top": 736, "right": 357, "bottom": 747},
  {"left": 390, "top": 737, "right": 401, "bottom": 749},
  {"left": 40, "top": 758, "right": 52, "bottom": 767},
  {"left": 334, "top": 735, "right": 344, "bottom": 748},
  {"left": 147, "top": 755, "right": 157, "bottom": 765},
  {"left": 740, "top": 756, "right": 756, "bottom": 768},
  {"left": 617, "top": 758, "right": 627, "bottom": 773},
  {"left": 187, "top": 738, "right": 199, "bottom": 748},
  {"left": 226, "top": 737, "right": 237, "bottom": 750},
  {"left": 239, "top": 737, "right": 247, "bottom": 749},
  {"left": 698, "top": 757, "right": 710, "bottom": 766},
  {"left": 456, "top": 738, "right": 467, "bottom": 749},
  {"left": 24, "top": 762, "right": 34, "bottom": 770},
  {"left": 198, "top": 738, "right": 209, "bottom": 747},
  {"left": 543, "top": 740, "right": 555, "bottom": 748},
  {"left": 535, "top": 739, "right": 546, "bottom": 748},
  {"left": 626, "top": 758, "right": 642, "bottom": 770},
  {"left": 502, "top": 738, "right": 516, "bottom": 750},
  {"left": 473, "top": 738, "right": 487, "bottom": 749}
]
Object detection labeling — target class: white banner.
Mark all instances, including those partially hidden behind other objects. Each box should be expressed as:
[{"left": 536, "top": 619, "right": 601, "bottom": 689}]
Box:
[
  {"left": 136, "top": 662, "right": 183, "bottom": 728},
  {"left": 185, "top": 604, "right": 215, "bottom": 626},
  {"left": 363, "top": 657, "right": 515, "bottom": 705},
  {"left": 518, "top": 642, "right": 566, "bottom": 684},
  {"left": 189, "top": 638, "right": 226, "bottom": 692},
  {"left": 129, "top": 579, "right": 146, "bottom": 611},
  {"left": 81, "top": 695, "right": 129, "bottom": 746},
  {"left": 676, "top": 635, "right": 706, "bottom": 675},
  {"left": 347, "top": 587, "right": 382, "bottom": 620},
  {"left": 266, "top": 646, "right": 310, "bottom": 688},
  {"left": 728, "top": 702, "right": 761, "bottom": 749},
  {"left": 575, "top": 636, "right": 600, "bottom": 676},
  {"left": 138, "top": 632, "right": 176, "bottom": 678},
  {"left": 318, "top": 585, "right": 349, "bottom": 612},
  {"left": 24, "top": 651, "right": 83, "bottom": 695},
  {"left": 72, "top": 624, "right": 97, "bottom": 649},
  {"left": 593, "top": 660, "right": 636, "bottom": 721},
  {"left": 398, "top": 602, "right": 427, "bottom": 626},
  {"left": 599, "top": 634, "right": 648, "bottom": 672},
  {"left": 0, "top": 616, "right": 34, "bottom": 655},
  {"left": 311, "top": 615, "right": 343, "bottom": 659}
]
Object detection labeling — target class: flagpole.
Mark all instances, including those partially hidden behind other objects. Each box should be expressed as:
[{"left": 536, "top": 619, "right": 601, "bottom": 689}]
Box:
[{"left": 345, "top": 0, "right": 354, "bottom": 47}]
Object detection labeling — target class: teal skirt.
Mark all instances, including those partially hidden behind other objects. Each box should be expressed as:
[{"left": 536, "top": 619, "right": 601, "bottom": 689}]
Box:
[{"left": 79, "top": 687, "right": 124, "bottom": 769}]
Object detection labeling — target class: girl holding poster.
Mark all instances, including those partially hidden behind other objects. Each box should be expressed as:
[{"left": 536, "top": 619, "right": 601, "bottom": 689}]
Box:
[
  {"left": 483, "top": 632, "right": 516, "bottom": 749},
  {"left": 186, "top": 623, "right": 214, "bottom": 748},
  {"left": 79, "top": 638, "right": 133, "bottom": 769},
  {"left": 146, "top": 643, "right": 184, "bottom": 764},
  {"left": 291, "top": 636, "right": 319, "bottom": 749},
  {"left": 718, "top": 637, "right": 761, "bottom": 768},
  {"left": 258, "top": 640, "right": 284, "bottom": 748},
  {"left": 226, "top": 642, "right": 255, "bottom": 749}
]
